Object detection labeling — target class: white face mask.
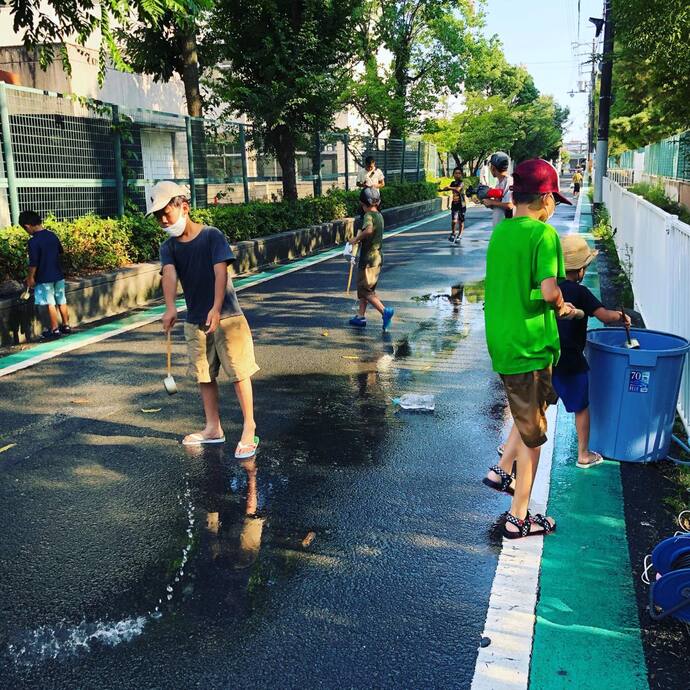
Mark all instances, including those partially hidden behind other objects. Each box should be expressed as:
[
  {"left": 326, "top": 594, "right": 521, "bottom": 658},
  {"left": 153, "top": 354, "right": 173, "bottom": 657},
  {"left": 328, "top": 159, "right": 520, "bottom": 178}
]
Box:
[{"left": 164, "top": 210, "right": 187, "bottom": 237}]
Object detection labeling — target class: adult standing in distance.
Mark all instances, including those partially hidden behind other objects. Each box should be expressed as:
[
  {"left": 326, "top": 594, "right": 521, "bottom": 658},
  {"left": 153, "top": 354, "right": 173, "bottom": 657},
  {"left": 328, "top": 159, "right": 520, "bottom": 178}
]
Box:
[
  {"left": 357, "top": 156, "right": 385, "bottom": 190},
  {"left": 482, "top": 151, "right": 514, "bottom": 227}
]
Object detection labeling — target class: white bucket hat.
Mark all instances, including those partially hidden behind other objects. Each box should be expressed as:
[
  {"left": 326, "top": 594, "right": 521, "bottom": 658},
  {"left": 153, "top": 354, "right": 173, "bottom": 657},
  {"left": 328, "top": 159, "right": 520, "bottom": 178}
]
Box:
[{"left": 146, "top": 181, "right": 190, "bottom": 216}]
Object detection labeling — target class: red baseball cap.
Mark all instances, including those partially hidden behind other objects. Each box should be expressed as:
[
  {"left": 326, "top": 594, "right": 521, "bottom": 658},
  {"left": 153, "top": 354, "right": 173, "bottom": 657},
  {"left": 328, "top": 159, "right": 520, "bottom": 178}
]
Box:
[{"left": 512, "top": 159, "right": 572, "bottom": 205}]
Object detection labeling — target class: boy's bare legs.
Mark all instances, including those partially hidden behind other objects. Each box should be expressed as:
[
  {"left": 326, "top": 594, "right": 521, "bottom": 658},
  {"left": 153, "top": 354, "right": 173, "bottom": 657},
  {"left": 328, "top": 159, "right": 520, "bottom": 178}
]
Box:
[
  {"left": 486, "top": 423, "right": 520, "bottom": 490},
  {"left": 504, "top": 437, "right": 555, "bottom": 534},
  {"left": 358, "top": 295, "right": 385, "bottom": 317},
  {"left": 575, "top": 406, "right": 600, "bottom": 465},
  {"left": 58, "top": 303, "right": 69, "bottom": 326},
  {"left": 367, "top": 293, "right": 385, "bottom": 316},
  {"left": 43, "top": 305, "right": 59, "bottom": 331},
  {"left": 185, "top": 381, "right": 224, "bottom": 442},
  {"left": 233, "top": 377, "right": 257, "bottom": 445}
]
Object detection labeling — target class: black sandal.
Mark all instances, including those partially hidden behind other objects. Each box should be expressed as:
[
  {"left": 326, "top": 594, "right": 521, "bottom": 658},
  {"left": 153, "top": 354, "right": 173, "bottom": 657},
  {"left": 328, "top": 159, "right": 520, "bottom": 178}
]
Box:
[
  {"left": 502, "top": 511, "right": 556, "bottom": 539},
  {"left": 482, "top": 464, "right": 516, "bottom": 496}
]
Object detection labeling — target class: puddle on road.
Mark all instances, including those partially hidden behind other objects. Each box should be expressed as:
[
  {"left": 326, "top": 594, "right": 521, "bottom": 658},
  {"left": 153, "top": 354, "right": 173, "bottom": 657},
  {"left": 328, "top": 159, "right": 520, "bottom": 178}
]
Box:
[{"left": 4, "top": 279, "right": 492, "bottom": 673}]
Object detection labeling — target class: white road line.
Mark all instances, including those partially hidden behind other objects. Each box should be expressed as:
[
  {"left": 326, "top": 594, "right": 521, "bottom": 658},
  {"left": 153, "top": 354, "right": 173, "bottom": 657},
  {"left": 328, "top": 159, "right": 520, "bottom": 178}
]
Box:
[
  {"left": 568, "top": 188, "right": 585, "bottom": 235},
  {"left": 0, "top": 212, "right": 447, "bottom": 378},
  {"left": 470, "top": 404, "right": 558, "bottom": 690}
]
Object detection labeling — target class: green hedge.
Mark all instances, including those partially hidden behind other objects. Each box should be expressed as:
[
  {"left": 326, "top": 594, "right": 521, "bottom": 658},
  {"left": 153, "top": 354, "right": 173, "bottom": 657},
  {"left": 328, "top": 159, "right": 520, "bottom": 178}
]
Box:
[
  {"left": 0, "top": 182, "right": 438, "bottom": 282},
  {"left": 628, "top": 182, "right": 690, "bottom": 225}
]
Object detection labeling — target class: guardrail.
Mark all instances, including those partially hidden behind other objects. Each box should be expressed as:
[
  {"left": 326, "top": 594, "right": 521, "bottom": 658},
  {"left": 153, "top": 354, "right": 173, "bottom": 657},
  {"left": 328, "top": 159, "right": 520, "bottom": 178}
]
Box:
[{"left": 603, "top": 176, "right": 690, "bottom": 434}]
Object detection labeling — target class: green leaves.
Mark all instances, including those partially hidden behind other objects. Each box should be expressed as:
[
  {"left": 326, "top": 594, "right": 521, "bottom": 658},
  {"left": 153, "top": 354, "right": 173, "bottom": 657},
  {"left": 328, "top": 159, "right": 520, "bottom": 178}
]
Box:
[
  {"left": 611, "top": 0, "right": 690, "bottom": 149},
  {"left": 424, "top": 92, "right": 569, "bottom": 170},
  {"left": 6, "top": 0, "right": 202, "bottom": 86},
  {"left": 206, "top": 0, "right": 364, "bottom": 198}
]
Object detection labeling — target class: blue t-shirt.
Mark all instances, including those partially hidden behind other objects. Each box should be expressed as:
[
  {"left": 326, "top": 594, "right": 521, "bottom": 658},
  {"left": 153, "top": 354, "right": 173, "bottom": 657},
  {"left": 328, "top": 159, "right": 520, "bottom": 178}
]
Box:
[
  {"left": 159, "top": 226, "right": 242, "bottom": 325},
  {"left": 554, "top": 279, "right": 603, "bottom": 374},
  {"left": 28, "top": 229, "right": 64, "bottom": 283}
]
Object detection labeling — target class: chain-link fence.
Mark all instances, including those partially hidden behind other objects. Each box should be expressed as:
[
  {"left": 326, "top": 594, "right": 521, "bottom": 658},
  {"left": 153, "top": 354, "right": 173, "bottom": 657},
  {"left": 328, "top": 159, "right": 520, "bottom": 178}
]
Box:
[{"left": 0, "top": 83, "right": 439, "bottom": 227}]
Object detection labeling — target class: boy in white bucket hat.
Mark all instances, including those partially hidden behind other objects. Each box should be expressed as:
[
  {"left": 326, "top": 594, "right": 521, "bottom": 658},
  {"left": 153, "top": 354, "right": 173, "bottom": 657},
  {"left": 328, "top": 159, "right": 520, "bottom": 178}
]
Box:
[
  {"left": 148, "top": 181, "right": 260, "bottom": 459},
  {"left": 554, "top": 234, "right": 631, "bottom": 468}
]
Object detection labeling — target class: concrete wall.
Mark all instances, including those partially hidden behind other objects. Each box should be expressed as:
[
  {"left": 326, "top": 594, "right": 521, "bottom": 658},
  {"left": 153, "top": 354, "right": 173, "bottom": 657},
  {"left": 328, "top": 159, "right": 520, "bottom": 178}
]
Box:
[
  {"left": 0, "top": 42, "right": 186, "bottom": 114},
  {"left": 0, "top": 198, "right": 442, "bottom": 346}
]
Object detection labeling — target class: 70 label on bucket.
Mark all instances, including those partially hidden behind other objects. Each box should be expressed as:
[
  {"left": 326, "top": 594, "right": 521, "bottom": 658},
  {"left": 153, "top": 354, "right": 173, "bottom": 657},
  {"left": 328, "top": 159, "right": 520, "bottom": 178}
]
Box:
[{"left": 629, "top": 369, "right": 651, "bottom": 394}]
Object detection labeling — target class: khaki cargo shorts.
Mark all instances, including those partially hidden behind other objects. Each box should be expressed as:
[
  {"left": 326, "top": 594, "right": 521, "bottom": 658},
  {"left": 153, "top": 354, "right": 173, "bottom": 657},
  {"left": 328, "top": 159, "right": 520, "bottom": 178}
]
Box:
[
  {"left": 184, "top": 315, "right": 260, "bottom": 384},
  {"left": 500, "top": 367, "right": 558, "bottom": 448},
  {"left": 357, "top": 265, "right": 381, "bottom": 299}
]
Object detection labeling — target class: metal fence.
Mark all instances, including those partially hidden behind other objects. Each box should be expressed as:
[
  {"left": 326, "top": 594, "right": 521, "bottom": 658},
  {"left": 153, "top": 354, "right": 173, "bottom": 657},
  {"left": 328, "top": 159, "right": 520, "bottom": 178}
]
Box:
[
  {"left": 603, "top": 176, "right": 690, "bottom": 434},
  {"left": 608, "top": 131, "right": 690, "bottom": 181},
  {"left": 0, "top": 82, "right": 439, "bottom": 226}
]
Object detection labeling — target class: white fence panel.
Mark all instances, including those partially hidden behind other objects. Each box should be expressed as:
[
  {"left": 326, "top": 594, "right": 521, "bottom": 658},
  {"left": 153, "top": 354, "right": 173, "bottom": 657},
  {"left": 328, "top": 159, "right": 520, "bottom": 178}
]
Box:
[{"left": 604, "top": 177, "right": 690, "bottom": 433}]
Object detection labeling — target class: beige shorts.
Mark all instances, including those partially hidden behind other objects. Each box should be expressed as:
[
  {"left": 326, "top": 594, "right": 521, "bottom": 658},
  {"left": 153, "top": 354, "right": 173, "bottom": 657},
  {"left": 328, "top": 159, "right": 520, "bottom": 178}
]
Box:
[
  {"left": 500, "top": 367, "right": 558, "bottom": 448},
  {"left": 357, "top": 266, "right": 381, "bottom": 299},
  {"left": 184, "top": 315, "right": 260, "bottom": 384}
]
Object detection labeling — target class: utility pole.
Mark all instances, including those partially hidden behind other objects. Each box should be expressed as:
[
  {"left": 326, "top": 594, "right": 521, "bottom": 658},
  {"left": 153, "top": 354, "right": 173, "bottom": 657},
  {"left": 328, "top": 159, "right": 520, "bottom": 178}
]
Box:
[
  {"left": 587, "top": 38, "right": 597, "bottom": 185},
  {"left": 593, "top": 0, "right": 613, "bottom": 208}
]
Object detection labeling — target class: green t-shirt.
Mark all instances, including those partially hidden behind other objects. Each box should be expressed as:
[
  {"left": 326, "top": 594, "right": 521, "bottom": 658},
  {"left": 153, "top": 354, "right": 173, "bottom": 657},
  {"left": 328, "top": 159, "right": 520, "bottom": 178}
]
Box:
[
  {"left": 484, "top": 216, "right": 565, "bottom": 375},
  {"left": 359, "top": 211, "right": 384, "bottom": 268}
]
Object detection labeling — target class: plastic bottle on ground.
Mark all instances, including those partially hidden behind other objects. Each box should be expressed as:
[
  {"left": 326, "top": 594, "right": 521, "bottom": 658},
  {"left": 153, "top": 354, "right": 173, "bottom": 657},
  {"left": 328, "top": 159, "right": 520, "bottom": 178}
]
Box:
[{"left": 392, "top": 394, "right": 435, "bottom": 411}]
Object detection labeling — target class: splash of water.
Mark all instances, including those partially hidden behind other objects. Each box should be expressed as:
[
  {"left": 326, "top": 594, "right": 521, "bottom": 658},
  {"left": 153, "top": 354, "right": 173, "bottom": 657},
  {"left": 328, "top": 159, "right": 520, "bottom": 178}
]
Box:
[{"left": 6, "top": 473, "right": 197, "bottom": 666}]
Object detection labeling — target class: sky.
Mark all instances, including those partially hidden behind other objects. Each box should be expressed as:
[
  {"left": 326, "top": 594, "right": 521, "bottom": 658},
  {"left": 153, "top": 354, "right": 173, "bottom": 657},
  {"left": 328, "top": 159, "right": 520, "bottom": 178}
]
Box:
[{"left": 482, "top": 0, "right": 604, "bottom": 143}]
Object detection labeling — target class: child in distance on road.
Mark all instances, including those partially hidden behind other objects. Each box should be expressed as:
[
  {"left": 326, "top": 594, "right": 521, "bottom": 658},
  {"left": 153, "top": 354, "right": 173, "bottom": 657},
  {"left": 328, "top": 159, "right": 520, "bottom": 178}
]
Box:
[
  {"left": 440, "top": 167, "right": 466, "bottom": 244},
  {"left": 483, "top": 159, "right": 578, "bottom": 539},
  {"left": 19, "top": 210, "right": 72, "bottom": 340},
  {"left": 554, "top": 234, "right": 631, "bottom": 468},
  {"left": 150, "top": 181, "right": 260, "bottom": 459},
  {"left": 348, "top": 187, "right": 394, "bottom": 331}
]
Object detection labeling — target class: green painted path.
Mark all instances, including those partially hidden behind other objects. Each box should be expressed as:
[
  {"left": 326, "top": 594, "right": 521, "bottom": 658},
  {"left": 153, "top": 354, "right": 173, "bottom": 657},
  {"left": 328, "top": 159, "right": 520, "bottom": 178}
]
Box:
[{"left": 529, "top": 195, "right": 648, "bottom": 689}]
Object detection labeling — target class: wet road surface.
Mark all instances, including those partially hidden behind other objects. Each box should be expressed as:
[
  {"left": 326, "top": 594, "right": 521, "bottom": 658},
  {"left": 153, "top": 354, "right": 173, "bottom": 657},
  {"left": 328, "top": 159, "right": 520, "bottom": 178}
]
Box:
[{"left": 0, "top": 208, "right": 514, "bottom": 689}]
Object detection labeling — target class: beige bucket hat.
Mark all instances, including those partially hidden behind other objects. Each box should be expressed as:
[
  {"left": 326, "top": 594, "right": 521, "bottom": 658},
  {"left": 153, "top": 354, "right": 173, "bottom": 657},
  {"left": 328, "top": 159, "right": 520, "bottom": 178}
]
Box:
[{"left": 561, "top": 234, "right": 599, "bottom": 270}]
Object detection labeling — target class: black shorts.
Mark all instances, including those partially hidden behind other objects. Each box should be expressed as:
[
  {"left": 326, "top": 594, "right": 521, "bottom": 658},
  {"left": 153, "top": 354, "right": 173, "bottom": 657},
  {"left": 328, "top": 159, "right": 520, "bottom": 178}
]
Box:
[
  {"left": 573, "top": 183, "right": 581, "bottom": 193},
  {"left": 451, "top": 204, "right": 465, "bottom": 223}
]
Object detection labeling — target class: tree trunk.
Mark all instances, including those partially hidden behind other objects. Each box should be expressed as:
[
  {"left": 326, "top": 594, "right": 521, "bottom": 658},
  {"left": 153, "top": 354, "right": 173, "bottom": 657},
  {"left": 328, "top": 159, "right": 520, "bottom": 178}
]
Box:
[
  {"left": 180, "top": 28, "right": 203, "bottom": 117},
  {"left": 389, "top": 47, "right": 411, "bottom": 139},
  {"left": 451, "top": 152, "right": 461, "bottom": 170},
  {"left": 437, "top": 152, "right": 446, "bottom": 177},
  {"left": 274, "top": 126, "right": 298, "bottom": 201}
]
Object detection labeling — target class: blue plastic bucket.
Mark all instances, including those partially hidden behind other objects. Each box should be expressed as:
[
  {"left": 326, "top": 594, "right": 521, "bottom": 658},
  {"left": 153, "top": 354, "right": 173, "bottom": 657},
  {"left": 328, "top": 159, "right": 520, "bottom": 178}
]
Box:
[{"left": 586, "top": 328, "right": 689, "bottom": 462}]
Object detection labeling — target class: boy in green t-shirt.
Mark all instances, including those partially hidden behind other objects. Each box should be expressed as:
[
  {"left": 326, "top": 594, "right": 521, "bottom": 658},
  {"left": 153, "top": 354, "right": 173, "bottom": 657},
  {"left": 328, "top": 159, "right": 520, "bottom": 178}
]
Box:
[
  {"left": 347, "top": 187, "right": 394, "bottom": 331},
  {"left": 483, "top": 159, "right": 579, "bottom": 540}
]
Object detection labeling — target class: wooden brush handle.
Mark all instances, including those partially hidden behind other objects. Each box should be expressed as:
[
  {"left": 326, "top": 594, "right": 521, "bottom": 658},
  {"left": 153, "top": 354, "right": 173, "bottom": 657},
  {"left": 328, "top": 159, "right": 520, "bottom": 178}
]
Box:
[{"left": 166, "top": 330, "right": 172, "bottom": 376}]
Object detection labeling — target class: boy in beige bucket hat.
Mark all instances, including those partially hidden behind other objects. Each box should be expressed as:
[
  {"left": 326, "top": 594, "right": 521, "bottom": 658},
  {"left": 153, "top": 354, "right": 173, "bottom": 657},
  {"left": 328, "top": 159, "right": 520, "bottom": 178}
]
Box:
[{"left": 553, "top": 234, "right": 630, "bottom": 468}]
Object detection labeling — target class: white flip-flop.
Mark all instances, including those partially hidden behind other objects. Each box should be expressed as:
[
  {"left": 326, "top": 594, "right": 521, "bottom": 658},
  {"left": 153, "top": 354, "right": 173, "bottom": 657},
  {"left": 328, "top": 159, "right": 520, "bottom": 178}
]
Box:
[
  {"left": 182, "top": 433, "right": 226, "bottom": 446},
  {"left": 235, "top": 436, "right": 260, "bottom": 459},
  {"left": 576, "top": 451, "right": 604, "bottom": 469}
]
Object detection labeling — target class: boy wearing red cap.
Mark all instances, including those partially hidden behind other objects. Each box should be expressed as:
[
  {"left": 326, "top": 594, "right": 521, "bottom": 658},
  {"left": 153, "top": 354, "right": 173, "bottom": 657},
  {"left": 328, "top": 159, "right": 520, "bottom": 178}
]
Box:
[{"left": 483, "top": 159, "right": 578, "bottom": 539}]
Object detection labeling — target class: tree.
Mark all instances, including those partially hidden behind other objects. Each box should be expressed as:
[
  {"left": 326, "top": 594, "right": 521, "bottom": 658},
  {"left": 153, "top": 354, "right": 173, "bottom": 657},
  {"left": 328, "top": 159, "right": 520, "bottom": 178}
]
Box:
[
  {"left": 5, "top": 0, "right": 197, "bottom": 83},
  {"left": 464, "top": 35, "right": 539, "bottom": 105},
  {"left": 610, "top": 0, "right": 690, "bottom": 149},
  {"left": 424, "top": 94, "right": 521, "bottom": 172},
  {"left": 376, "top": 0, "right": 483, "bottom": 138},
  {"left": 342, "top": 59, "right": 396, "bottom": 140},
  {"left": 511, "top": 97, "right": 569, "bottom": 163},
  {"left": 206, "top": 0, "right": 364, "bottom": 200},
  {"left": 118, "top": 2, "right": 212, "bottom": 117}
]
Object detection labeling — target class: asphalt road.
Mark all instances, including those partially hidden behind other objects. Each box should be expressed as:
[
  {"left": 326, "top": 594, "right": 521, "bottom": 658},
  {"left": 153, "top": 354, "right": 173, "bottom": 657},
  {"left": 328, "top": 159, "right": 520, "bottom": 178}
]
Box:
[{"left": 0, "top": 206, "right": 514, "bottom": 689}]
